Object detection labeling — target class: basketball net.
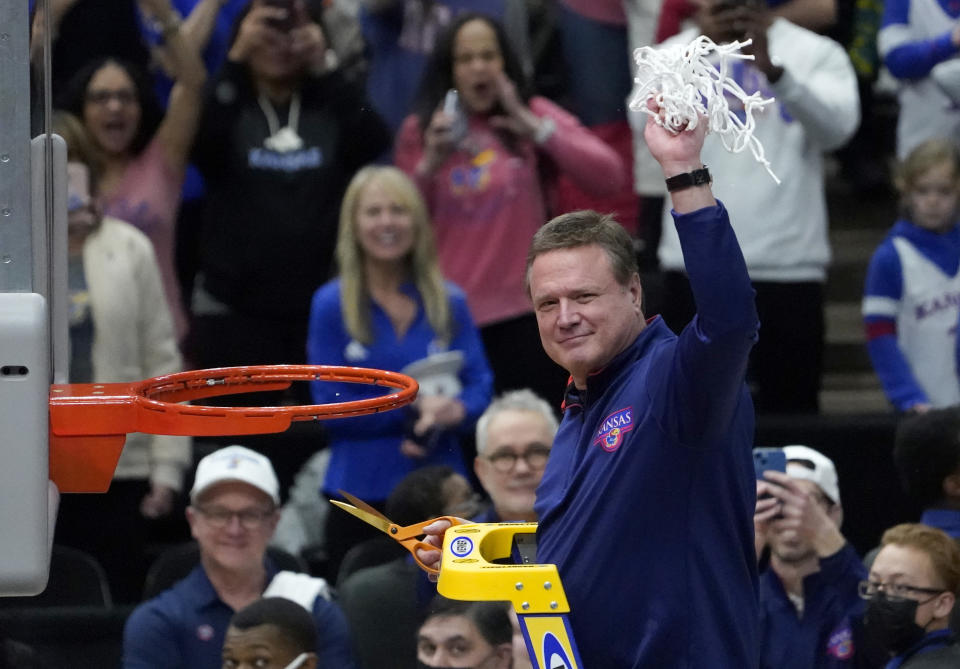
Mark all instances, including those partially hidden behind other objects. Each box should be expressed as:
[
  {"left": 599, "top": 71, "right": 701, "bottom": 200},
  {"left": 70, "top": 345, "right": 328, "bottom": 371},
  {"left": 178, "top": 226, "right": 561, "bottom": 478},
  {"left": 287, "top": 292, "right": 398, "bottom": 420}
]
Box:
[{"left": 629, "top": 35, "right": 781, "bottom": 184}]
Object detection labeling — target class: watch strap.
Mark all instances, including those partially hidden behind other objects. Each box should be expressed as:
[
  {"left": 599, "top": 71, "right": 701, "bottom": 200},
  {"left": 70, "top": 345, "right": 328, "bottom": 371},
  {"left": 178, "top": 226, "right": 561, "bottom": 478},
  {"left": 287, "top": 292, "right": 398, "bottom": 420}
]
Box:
[{"left": 665, "top": 166, "right": 711, "bottom": 192}]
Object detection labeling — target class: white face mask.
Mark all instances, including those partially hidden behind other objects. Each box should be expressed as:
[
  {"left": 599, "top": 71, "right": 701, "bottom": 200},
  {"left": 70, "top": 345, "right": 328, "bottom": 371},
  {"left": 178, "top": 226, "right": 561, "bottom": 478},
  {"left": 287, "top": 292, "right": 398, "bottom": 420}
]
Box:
[{"left": 283, "top": 652, "right": 309, "bottom": 669}]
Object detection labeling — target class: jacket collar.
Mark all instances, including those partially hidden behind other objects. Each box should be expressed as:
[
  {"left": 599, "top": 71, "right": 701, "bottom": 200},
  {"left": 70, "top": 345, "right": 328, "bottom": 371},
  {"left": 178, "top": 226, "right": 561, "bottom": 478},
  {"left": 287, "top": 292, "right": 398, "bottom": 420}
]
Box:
[
  {"left": 561, "top": 316, "right": 672, "bottom": 411},
  {"left": 186, "top": 556, "right": 279, "bottom": 611}
]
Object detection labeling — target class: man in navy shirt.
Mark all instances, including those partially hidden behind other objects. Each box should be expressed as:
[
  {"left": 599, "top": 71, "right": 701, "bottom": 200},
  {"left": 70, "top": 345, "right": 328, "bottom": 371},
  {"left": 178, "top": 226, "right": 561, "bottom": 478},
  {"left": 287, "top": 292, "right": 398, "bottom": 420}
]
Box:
[
  {"left": 123, "top": 445, "right": 354, "bottom": 668},
  {"left": 518, "top": 103, "right": 760, "bottom": 667},
  {"left": 422, "top": 106, "right": 761, "bottom": 666},
  {"left": 756, "top": 446, "right": 866, "bottom": 668}
]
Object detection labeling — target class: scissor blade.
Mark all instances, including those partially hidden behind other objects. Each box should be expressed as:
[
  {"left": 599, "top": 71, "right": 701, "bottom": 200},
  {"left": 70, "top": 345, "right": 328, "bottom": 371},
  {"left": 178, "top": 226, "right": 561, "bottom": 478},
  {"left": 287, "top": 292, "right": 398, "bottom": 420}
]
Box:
[
  {"left": 338, "top": 489, "right": 392, "bottom": 522},
  {"left": 329, "top": 500, "right": 392, "bottom": 534}
]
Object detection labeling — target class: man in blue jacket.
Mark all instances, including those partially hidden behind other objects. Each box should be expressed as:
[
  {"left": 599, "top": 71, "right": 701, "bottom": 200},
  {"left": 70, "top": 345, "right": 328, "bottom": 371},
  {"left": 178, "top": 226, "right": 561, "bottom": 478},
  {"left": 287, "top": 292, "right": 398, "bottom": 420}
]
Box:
[
  {"left": 422, "top": 104, "right": 761, "bottom": 666},
  {"left": 521, "top": 105, "right": 760, "bottom": 667}
]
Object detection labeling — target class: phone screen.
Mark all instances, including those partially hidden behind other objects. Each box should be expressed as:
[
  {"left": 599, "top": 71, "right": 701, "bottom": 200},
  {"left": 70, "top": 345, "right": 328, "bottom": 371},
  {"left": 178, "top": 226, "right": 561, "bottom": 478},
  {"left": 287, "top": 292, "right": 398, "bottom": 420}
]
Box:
[{"left": 443, "top": 89, "right": 468, "bottom": 143}]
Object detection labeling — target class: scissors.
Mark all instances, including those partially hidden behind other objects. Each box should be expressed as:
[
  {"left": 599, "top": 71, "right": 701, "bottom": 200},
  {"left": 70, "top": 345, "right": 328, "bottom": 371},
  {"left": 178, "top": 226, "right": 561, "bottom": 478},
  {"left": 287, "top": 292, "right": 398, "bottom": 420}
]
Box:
[{"left": 329, "top": 490, "right": 466, "bottom": 574}]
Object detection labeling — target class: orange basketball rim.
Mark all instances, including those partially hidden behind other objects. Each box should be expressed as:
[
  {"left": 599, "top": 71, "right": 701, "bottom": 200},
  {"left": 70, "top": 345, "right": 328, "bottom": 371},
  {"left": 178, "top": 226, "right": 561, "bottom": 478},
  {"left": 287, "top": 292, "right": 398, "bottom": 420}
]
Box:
[{"left": 48, "top": 365, "right": 419, "bottom": 493}]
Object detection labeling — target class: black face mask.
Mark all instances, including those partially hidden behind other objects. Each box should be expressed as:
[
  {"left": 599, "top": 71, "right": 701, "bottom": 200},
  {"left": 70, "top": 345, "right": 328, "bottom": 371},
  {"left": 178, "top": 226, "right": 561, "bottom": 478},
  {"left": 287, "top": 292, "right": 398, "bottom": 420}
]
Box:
[
  {"left": 864, "top": 594, "right": 927, "bottom": 656},
  {"left": 417, "top": 662, "right": 467, "bottom": 669}
]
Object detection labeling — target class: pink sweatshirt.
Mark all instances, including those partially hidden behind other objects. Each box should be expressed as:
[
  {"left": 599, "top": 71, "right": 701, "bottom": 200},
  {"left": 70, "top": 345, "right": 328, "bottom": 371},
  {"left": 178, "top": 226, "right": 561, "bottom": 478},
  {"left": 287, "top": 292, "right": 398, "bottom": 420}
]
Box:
[
  {"left": 395, "top": 96, "right": 625, "bottom": 327},
  {"left": 560, "top": 0, "right": 627, "bottom": 26},
  {"left": 100, "top": 137, "right": 186, "bottom": 341}
]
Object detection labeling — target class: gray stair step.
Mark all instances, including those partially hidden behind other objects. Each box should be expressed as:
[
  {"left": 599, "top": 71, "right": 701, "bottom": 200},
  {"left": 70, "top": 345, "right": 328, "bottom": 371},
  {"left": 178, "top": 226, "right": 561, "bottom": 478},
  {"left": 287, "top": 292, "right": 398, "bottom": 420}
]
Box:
[
  {"left": 820, "top": 372, "right": 889, "bottom": 414},
  {"left": 823, "top": 341, "right": 873, "bottom": 374},
  {"left": 825, "top": 302, "right": 863, "bottom": 345},
  {"left": 819, "top": 387, "right": 890, "bottom": 414}
]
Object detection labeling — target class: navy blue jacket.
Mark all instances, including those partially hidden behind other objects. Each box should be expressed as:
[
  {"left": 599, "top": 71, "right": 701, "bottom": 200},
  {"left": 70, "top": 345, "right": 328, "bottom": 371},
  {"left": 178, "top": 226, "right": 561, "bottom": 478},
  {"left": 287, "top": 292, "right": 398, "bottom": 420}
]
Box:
[
  {"left": 760, "top": 543, "right": 866, "bottom": 668},
  {"left": 534, "top": 203, "right": 760, "bottom": 668}
]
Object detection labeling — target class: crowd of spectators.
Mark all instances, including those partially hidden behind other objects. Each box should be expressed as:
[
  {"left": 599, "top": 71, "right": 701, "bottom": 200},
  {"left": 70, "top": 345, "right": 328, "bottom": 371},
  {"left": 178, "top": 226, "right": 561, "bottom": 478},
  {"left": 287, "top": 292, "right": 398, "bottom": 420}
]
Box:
[{"left": 9, "top": 0, "right": 960, "bottom": 666}]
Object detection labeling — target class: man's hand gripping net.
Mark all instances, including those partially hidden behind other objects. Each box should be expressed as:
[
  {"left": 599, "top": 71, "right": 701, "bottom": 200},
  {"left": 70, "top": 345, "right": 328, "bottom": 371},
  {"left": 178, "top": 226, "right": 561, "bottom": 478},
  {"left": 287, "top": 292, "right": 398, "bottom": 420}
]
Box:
[{"left": 629, "top": 35, "right": 780, "bottom": 184}]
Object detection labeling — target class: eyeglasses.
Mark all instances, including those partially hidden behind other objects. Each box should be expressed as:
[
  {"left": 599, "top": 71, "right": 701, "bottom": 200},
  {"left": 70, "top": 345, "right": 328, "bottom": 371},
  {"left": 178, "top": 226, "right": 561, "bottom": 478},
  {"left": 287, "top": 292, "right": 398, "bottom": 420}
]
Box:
[
  {"left": 85, "top": 89, "right": 137, "bottom": 106},
  {"left": 484, "top": 445, "right": 551, "bottom": 473},
  {"left": 195, "top": 505, "right": 275, "bottom": 530},
  {"left": 858, "top": 580, "right": 945, "bottom": 601}
]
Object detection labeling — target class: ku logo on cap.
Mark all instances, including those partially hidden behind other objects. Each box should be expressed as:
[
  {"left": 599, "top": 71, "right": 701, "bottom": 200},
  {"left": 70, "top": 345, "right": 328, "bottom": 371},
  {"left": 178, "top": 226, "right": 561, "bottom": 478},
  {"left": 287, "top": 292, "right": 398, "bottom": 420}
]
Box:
[{"left": 594, "top": 407, "right": 634, "bottom": 452}]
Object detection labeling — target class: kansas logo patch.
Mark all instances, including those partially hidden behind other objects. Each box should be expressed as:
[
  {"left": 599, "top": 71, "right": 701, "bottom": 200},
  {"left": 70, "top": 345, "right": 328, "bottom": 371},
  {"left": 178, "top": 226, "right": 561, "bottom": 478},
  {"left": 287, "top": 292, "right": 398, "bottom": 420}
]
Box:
[
  {"left": 826, "top": 625, "right": 854, "bottom": 659},
  {"left": 594, "top": 407, "right": 634, "bottom": 452}
]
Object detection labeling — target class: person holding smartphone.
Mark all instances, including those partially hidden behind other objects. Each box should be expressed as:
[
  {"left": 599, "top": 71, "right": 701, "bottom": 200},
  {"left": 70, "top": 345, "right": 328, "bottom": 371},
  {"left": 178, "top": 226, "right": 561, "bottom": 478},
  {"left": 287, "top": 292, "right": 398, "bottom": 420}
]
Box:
[
  {"left": 189, "top": 0, "right": 390, "bottom": 403},
  {"left": 395, "top": 13, "right": 626, "bottom": 411},
  {"left": 631, "top": 0, "right": 860, "bottom": 415},
  {"left": 755, "top": 445, "right": 867, "bottom": 669}
]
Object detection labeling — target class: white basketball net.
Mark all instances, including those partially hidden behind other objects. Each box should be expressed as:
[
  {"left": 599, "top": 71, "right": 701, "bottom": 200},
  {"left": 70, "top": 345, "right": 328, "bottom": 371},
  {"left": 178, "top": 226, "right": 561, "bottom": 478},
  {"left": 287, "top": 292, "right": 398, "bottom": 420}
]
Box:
[{"left": 629, "top": 35, "right": 781, "bottom": 184}]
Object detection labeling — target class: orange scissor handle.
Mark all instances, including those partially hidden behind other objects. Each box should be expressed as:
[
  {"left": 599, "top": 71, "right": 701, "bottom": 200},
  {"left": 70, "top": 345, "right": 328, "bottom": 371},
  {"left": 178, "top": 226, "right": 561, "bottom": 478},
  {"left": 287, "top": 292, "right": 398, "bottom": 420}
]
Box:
[{"left": 393, "top": 516, "right": 466, "bottom": 574}]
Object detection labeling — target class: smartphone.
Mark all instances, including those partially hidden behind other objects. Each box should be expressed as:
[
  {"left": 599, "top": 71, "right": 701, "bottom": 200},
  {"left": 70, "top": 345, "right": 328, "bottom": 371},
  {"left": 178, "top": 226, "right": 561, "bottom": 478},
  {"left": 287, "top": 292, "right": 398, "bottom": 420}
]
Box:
[
  {"left": 443, "top": 89, "right": 468, "bottom": 144},
  {"left": 263, "top": 0, "right": 296, "bottom": 32},
  {"left": 753, "top": 447, "right": 787, "bottom": 481}
]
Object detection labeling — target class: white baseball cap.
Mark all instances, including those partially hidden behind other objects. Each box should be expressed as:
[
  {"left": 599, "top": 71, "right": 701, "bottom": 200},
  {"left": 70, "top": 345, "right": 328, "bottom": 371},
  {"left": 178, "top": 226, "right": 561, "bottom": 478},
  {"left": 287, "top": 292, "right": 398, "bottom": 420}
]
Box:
[
  {"left": 190, "top": 445, "right": 280, "bottom": 505},
  {"left": 782, "top": 445, "right": 840, "bottom": 505}
]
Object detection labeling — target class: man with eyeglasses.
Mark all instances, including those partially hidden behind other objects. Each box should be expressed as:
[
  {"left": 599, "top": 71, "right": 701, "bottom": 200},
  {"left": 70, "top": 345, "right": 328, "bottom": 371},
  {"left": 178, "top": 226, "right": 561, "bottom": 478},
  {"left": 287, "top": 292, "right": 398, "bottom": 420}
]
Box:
[
  {"left": 754, "top": 445, "right": 867, "bottom": 668},
  {"left": 861, "top": 523, "right": 960, "bottom": 667},
  {"left": 473, "top": 390, "right": 558, "bottom": 523},
  {"left": 123, "top": 445, "right": 355, "bottom": 668}
]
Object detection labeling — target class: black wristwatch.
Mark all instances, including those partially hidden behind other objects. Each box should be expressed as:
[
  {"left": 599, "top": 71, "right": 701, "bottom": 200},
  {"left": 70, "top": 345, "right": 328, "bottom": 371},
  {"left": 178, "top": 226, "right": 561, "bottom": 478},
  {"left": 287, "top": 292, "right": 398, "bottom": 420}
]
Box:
[{"left": 665, "top": 166, "right": 711, "bottom": 192}]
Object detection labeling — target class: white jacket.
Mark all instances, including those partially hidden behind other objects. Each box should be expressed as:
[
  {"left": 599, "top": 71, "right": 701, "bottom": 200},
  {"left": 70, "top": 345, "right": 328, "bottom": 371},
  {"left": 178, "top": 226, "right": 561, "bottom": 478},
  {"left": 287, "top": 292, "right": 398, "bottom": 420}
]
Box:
[
  {"left": 82, "top": 216, "right": 190, "bottom": 490},
  {"left": 633, "top": 19, "right": 860, "bottom": 282}
]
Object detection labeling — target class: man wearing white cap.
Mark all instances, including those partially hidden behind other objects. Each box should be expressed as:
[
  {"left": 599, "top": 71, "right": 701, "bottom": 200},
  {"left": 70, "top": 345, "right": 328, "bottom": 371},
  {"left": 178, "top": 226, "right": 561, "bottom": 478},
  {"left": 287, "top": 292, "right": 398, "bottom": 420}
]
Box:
[
  {"left": 754, "top": 445, "right": 867, "bottom": 669},
  {"left": 123, "top": 445, "right": 355, "bottom": 669}
]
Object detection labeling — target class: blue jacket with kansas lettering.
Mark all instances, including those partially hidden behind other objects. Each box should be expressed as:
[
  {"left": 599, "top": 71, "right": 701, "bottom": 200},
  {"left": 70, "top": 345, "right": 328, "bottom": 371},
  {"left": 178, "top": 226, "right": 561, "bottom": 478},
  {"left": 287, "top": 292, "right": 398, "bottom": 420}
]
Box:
[{"left": 534, "top": 202, "right": 760, "bottom": 668}]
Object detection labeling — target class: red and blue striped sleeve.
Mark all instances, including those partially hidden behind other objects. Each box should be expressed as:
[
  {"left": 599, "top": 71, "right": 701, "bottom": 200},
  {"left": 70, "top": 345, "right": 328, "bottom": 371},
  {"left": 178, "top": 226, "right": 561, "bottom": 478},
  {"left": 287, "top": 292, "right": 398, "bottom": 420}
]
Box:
[
  {"left": 879, "top": 0, "right": 960, "bottom": 78},
  {"left": 863, "top": 239, "right": 930, "bottom": 409}
]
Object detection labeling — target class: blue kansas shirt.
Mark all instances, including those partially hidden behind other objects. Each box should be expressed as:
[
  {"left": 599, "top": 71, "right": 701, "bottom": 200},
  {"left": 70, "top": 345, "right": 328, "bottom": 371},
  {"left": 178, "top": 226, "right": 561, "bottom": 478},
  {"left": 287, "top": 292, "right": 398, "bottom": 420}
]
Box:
[
  {"left": 760, "top": 543, "right": 866, "bottom": 668},
  {"left": 534, "top": 203, "right": 760, "bottom": 668}
]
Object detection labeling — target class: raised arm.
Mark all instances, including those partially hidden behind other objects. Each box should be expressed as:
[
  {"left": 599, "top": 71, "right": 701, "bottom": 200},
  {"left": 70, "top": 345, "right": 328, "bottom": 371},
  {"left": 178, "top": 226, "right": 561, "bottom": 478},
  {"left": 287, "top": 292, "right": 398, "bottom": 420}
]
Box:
[
  {"left": 770, "top": 0, "right": 837, "bottom": 32},
  {"left": 180, "top": 0, "right": 226, "bottom": 56},
  {"left": 642, "top": 99, "right": 715, "bottom": 214},
  {"left": 29, "top": 0, "right": 80, "bottom": 68},
  {"left": 644, "top": 100, "right": 759, "bottom": 444},
  {"left": 138, "top": 0, "right": 207, "bottom": 175},
  {"left": 742, "top": 11, "right": 859, "bottom": 150}
]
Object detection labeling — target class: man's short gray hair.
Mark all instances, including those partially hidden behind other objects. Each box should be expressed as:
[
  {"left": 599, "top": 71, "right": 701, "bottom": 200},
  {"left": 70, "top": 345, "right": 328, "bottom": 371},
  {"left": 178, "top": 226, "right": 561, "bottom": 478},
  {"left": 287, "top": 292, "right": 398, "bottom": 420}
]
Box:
[
  {"left": 476, "top": 389, "right": 559, "bottom": 455},
  {"left": 525, "top": 210, "right": 638, "bottom": 296}
]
